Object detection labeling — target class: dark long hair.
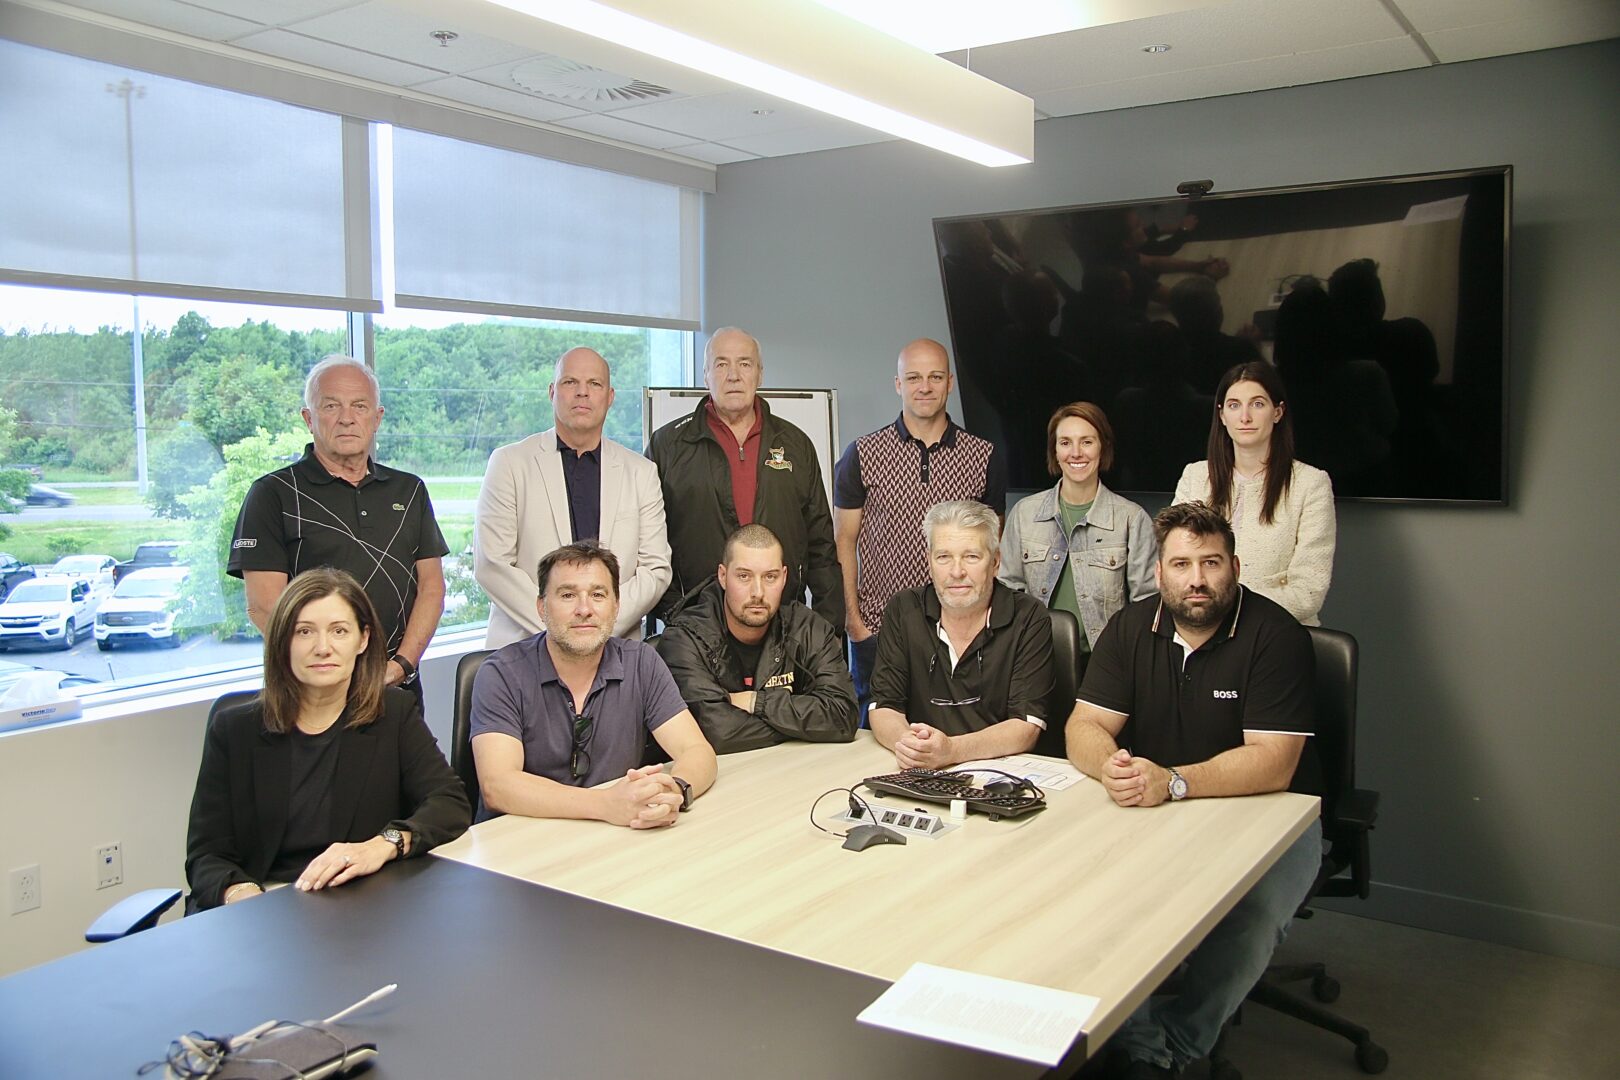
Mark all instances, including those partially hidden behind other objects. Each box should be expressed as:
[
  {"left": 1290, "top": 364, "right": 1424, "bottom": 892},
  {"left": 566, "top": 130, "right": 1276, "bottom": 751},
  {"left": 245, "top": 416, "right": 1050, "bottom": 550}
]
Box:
[
  {"left": 259, "top": 568, "right": 386, "bottom": 735},
  {"left": 1206, "top": 361, "right": 1295, "bottom": 525}
]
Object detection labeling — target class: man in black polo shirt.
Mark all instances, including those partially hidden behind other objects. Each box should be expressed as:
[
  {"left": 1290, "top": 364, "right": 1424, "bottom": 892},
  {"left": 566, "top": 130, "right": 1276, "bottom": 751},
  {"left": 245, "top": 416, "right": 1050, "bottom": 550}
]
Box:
[
  {"left": 229, "top": 355, "right": 448, "bottom": 693},
  {"left": 869, "top": 500, "right": 1053, "bottom": 769},
  {"left": 1067, "top": 501, "right": 1322, "bottom": 1080}
]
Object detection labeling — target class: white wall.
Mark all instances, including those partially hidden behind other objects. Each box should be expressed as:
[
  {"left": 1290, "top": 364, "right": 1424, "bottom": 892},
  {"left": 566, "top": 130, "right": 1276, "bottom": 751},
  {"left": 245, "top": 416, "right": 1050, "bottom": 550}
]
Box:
[{"left": 704, "top": 41, "right": 1620, "bottom": 964}]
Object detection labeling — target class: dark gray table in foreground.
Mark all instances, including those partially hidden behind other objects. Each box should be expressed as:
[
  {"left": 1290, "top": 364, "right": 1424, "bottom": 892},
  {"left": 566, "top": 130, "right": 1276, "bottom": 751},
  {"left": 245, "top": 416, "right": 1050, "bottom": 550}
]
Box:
[{"left": 0, "top": 858, "right": 1067, "bottom": 1078}]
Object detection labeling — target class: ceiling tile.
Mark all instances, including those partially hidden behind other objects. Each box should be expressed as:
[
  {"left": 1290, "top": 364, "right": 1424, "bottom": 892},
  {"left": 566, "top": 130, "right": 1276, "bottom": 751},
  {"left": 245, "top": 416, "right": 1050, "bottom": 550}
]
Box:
[
  {"left": 283, "top": 0, "right": 535, "bottom": 74},
  {"left": 1034, "top": 36, "right": 1431, "bottom": 116},
  {"left": 407, "top": 75, "right": 587, "bottom": 123},
  {"left": 600, "top": 91, "right": 833, "bottom": 143},
  {"left": 54, "top": 0, "right": 265, "bottom": 40},
  {"left": 551, "top": 112, "right": 695, "bottom": 150},
  {"left": 1419, "top": 5, "right": 1620, "bottom": 62},
  {"left": 955, "top": 0, "right": 1408, "bottom": 94},
  {"left": 664, "top": 142, "right": 760, "bottom": 165},
  {"left": 232, "top": 28, "right": 445, "bottom": 86},
  {"left": 189, "top": 0, "right": 368, "bottom": 24},
  {"left": 1390, "top": 0, "right": 1572, "bottom": 33}
]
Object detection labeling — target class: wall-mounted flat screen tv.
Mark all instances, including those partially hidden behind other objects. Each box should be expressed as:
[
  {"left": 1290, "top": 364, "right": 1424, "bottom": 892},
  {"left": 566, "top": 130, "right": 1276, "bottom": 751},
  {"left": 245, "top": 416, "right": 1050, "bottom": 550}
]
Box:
[{"left": 933, "top": 167, "right": 1509, "bottom": 503}]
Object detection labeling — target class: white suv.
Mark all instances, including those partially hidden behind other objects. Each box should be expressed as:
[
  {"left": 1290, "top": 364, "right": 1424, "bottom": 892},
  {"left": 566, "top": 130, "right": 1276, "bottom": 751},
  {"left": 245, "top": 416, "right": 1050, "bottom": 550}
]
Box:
[
  {"left": 0, "top": 577, "right": 99, "bottom": 651},
  {"left": 95, "top": 566, "right": 190, "bottom": 650}
]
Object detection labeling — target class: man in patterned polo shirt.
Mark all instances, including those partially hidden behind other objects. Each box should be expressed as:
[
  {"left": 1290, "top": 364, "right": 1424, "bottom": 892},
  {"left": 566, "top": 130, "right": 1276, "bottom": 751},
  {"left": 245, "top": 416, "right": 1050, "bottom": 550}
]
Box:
[
  {"left": 833, "top": 338, "right": 1005, "bottom": 717},
  {"left": 229, "top": 355, "right": 448, "bottom": 695}
]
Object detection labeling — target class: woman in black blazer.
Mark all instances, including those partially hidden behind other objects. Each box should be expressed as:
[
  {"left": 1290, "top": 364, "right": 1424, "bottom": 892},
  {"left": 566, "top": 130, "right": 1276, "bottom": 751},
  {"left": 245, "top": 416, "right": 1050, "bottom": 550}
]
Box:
[{"left": 186, "top": 568, "right": 470, "bottom": 911}]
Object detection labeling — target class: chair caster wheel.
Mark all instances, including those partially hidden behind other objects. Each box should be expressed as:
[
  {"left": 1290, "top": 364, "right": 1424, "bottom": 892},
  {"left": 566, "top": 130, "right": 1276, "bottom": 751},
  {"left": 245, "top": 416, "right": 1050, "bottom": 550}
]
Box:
[
  {"left": 1312, "top": 974, "right": 1340, "bottom": 1002},
  {"left": 1356, "top": 1040, "right": 1389, "bottom": 1074}
]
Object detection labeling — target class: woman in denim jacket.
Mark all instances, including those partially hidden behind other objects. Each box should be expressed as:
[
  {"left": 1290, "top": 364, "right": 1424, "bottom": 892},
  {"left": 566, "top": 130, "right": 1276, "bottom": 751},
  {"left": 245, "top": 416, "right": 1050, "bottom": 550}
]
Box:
[{"left": 998, "top": 403, "right": 1158, "bottom": 655}]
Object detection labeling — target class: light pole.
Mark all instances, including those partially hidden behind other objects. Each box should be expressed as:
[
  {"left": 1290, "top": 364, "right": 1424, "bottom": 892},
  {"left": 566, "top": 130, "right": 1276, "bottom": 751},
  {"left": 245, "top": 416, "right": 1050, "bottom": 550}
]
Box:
[{"left": 108, "top": 77, "right": 150, "bottom": 495}]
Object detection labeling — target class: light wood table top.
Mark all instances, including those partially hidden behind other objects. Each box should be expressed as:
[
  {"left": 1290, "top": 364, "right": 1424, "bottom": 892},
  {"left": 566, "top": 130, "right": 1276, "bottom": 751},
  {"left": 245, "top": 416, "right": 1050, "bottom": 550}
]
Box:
[{"left": 433, "top": 732, "right": 1318, "bottom": 1050}]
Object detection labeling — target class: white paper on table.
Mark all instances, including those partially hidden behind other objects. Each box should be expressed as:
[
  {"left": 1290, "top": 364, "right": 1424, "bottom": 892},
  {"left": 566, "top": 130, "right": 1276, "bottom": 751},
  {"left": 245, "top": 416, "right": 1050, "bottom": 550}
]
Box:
[
  {"left": 857, "top": 962, "right": 1099, "bottom": 1066},
  {"left": 957, "top": 755, "right": 1087, "bottom": 792}
]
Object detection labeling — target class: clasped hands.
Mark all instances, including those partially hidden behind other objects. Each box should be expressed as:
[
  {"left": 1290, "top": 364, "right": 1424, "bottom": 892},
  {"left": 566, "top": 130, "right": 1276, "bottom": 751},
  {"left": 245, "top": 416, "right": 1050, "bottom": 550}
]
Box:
[
  {"left": 1101, "top": 748, "right": 1171, "bottom": 807},
  {"left": 894, "top": 723, "right": 956, "bottom": 771},
  {"left": 604, "top": 765, "right": 685, "bottom": 829}
]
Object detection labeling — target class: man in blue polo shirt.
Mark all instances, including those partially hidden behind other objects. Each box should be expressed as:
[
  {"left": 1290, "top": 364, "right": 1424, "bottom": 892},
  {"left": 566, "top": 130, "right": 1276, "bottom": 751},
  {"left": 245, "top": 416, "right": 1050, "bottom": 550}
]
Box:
[
  {"left": 1067, "top": 501, "right": 1321, "bottom": 1080},
  {"left": 470, "top": 541, "right": 717, "bottom": 826}
]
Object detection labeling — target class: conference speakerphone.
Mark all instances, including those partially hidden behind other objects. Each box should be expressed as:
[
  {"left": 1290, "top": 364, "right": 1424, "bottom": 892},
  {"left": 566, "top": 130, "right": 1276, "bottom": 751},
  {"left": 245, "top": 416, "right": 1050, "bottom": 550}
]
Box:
[{"left": 861, "top": 769, "right": 1047, "bottom": 820}]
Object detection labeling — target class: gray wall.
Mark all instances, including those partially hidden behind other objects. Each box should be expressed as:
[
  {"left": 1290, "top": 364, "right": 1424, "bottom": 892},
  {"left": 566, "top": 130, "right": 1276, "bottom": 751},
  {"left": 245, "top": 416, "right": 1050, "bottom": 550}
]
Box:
[{"left": 705, "top": 41, "right": 1620, "bottom": 965}]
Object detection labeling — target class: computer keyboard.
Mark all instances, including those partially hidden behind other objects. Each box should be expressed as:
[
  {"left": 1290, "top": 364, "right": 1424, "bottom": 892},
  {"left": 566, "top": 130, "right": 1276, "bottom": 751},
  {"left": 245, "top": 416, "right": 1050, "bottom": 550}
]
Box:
[{"left": 861, "top": 769, "right": 1047, "bottom": 819}]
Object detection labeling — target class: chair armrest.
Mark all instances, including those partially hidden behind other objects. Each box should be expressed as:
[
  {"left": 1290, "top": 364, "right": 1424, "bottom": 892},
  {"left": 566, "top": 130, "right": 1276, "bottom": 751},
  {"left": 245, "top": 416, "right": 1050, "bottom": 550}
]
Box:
[
  {"left": 85, "top": 888, "right": 183, "bottom": 942},
  {"left": 1334, "top": 788, "right": 1379, "bottom": 831}
]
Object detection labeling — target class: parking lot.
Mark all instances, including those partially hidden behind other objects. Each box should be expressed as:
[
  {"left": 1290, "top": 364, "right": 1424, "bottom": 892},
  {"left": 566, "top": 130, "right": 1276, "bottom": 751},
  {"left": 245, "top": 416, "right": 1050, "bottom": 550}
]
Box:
[{"left": 0, "top": 631, "right": 263, "bottom": 688}]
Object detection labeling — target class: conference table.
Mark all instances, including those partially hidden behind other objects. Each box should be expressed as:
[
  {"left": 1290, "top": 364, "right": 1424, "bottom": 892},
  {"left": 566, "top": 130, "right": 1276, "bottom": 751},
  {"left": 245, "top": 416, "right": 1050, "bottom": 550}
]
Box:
[{"left": 0, "top": 734, "right": 1317, "bottom": 1078}]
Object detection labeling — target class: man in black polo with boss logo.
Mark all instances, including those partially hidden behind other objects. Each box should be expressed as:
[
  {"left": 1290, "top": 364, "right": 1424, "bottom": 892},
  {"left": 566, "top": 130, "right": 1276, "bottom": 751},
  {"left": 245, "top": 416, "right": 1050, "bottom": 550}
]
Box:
[
  {"left": 1066, "top": 501, "right": 1321, "bottom": 1080},
  {"left": 229, "top": 356, "right": 448, "bottom": 695}
]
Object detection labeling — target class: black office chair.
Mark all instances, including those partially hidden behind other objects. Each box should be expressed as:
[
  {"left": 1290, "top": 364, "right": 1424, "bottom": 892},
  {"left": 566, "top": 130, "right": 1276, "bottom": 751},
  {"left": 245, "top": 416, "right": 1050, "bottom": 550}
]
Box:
[
  {"left": 1211, "top": 626, "right": 1388, "bottom": 1077},
  {"left": 1035, "top": 609, "right": 1082, "bottom": 760},
  {"left": 85, "top": 689, "right": 259, "bottom": 942},
  {"left": 453, "top": 650, "right": 494, "bottom": 819}
]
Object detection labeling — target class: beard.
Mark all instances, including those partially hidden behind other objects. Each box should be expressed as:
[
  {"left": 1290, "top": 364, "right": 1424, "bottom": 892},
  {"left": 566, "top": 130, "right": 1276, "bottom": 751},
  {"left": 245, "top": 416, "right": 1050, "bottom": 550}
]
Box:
[
  {"left": 549, "top": 621, "right": 612, "bottom": 658},
  {"left": 1162, "top": 578, "right": 1239, "bottom": 631},
  {"left": 728, "top": 601, "right": 774, "bottom": 628}
]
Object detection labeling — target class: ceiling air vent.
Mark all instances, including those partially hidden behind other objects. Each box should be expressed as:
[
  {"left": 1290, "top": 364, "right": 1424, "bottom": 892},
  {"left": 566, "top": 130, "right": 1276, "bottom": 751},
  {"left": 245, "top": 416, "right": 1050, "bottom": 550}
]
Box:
[{"left": 510, "top": 56, "right": 673, "bottom": 104}]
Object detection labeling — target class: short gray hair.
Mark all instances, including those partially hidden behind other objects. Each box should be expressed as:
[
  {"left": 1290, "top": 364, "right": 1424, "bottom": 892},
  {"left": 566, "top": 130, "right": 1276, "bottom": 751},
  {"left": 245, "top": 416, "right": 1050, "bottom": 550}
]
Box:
[
  {"left": 304, "top": 354, "right": 380, "bottom": 412},
  {"left": 922, "top": 500, "right": 999, "bottom": 553},
  {"left": 703, "top": 326, "right": 762, "bottom": 368}
]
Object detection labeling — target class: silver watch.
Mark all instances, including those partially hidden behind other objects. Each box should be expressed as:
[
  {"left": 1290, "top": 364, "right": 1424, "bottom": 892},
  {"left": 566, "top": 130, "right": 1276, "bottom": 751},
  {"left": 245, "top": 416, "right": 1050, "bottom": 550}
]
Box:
[
  {"left": 380, "top": 826, "right": 407, "bottom": 858},
  {"left": 1167, "top": 768, "right": 1189, "bottom": 802}
]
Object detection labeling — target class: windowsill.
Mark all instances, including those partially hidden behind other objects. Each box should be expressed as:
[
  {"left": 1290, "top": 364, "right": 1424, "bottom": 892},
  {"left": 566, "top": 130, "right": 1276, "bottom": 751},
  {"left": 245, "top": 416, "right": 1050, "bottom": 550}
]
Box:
[{"left": 0, "top": 626, "right": 490, "bottom": 739}]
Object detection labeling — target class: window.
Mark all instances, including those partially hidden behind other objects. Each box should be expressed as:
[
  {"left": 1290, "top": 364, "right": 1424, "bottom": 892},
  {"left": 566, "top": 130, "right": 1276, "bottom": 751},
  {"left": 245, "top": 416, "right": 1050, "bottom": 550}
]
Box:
[{"left": 0, "top": 40, "right": 701, "bottom": 716}]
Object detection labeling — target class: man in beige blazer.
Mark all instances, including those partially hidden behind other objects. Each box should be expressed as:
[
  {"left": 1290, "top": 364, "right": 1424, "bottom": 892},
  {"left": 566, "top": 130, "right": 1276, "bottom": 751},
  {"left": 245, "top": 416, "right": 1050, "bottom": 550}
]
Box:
[{"left": 475, "top": 347, "right": 672, "bottom": 648}]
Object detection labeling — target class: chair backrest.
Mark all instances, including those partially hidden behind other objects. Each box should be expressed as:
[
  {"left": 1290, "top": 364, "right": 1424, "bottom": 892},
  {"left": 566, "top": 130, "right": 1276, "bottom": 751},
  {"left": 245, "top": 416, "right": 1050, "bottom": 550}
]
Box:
[
  {"left": 1036, "top": 609, "right": 1082, "bottom": 759},
  {"left": 453, "top": 650, "right": 494, "bottom": 817},
  {"left": 208, "top": 689, "right": 258, "bottom": 727},
  {"left": 1305, "top": 626, "right": 1358, "bottom": 823}
]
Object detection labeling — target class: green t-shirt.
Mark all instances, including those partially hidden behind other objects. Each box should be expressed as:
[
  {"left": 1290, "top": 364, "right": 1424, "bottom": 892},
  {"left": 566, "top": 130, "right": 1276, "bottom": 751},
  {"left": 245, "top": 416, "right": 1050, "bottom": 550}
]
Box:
[{"left": 1050, "top": 497, "right": 1093, "bottom": 653}]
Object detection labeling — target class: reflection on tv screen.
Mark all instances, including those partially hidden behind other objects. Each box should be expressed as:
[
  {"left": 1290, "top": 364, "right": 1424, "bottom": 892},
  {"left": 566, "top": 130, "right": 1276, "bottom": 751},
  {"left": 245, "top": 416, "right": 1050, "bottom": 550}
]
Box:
[{"left": 933, "top": 168, "right": 1508, "bottom": 503}]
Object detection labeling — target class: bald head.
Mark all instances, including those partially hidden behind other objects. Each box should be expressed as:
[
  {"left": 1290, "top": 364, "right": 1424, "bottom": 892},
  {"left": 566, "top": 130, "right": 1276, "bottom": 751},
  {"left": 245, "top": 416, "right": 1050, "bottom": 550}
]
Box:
[
  {"left": 895, "top": 338, "right": 953, "bottom": 425},
  {"left": 550, "top": 347, "right": 614, "bottom": 448}
]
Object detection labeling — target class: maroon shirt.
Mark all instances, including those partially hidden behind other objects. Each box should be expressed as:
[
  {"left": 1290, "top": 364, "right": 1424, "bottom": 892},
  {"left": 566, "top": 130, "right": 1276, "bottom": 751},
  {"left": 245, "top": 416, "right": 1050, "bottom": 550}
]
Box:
[{"left": 705, "top": 400, "right": 763, "bottom": 525}]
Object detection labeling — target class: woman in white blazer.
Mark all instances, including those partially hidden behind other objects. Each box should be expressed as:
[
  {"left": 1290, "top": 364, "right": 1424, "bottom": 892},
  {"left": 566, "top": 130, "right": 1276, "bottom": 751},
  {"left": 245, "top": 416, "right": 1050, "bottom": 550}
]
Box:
[{"left": 1174, "top": 361, "right": 1335, "bottom": 625}]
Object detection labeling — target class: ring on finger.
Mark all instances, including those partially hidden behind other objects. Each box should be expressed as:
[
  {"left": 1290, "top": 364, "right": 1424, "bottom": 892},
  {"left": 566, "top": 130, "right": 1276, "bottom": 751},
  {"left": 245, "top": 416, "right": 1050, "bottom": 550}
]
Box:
[{"left": 341, "top": 854, "right": 352, "bottom": 866}]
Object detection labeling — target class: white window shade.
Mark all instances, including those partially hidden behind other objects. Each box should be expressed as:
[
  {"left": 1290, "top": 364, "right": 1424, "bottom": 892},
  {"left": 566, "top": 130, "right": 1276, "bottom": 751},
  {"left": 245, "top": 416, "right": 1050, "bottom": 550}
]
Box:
[
  {"left": 0, "top": 40, "right": 376, "bottom": 312},
  {"left": 391, "top": 128, "right": 699, "bottom": 330}
]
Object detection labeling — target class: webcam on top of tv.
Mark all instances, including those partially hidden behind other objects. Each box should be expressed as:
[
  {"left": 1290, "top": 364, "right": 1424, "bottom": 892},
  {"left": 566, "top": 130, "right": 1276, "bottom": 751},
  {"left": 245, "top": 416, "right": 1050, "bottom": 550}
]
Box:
[{"left": 1177, "top": 179, "right": 1215, "bottom": 198}]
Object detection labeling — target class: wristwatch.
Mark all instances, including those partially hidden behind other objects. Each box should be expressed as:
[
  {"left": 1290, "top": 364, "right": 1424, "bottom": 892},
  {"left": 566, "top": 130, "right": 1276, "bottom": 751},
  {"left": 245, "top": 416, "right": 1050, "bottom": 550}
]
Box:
[
  {"left": 380, "top": 826, "right": 407, "bottom": 858},
  {"left": 390, "top": 655, "right": 418, "bottom": 685},
  {"left": 1167, "top": 768, "right": 1189, "bottom": 802},
  {"left": 672, "top": 776, "right": 694, "bottom": 812}
]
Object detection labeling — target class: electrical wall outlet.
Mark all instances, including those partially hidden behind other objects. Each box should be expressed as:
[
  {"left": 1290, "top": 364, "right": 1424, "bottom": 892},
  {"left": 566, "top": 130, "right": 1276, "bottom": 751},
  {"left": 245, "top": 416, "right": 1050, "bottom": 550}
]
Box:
[
  {"left": 95, "top": 842, "right": 123, "bottom": 890},
  {"left": 10, "top": 864, "right": 41, "bottom": 914}
]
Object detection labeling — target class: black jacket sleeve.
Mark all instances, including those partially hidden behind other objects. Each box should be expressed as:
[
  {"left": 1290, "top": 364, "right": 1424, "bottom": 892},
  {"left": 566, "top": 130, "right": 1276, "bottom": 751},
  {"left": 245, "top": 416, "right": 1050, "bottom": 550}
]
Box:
[
  {"left": 184, "top": 706, "right": 257, "bottom": 912},
  {"left": 388, "top": 697, "right": 472, "bottom": 856},
  {"left": 799, "top": 452, "right": 846, "bottom": 631},
  {"left": 656, "top": 625, "right": 774, "bottom": 753},
  {"left": 754, "top": 613, "right": 858, "bottom": 745}
]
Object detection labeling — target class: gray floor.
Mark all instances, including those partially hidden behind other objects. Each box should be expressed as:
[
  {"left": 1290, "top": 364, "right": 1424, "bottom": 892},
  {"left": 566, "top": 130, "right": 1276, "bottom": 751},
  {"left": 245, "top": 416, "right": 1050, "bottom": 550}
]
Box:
[{"left": 1179, "top": 909, "right": 1620, "bottom": 1079}]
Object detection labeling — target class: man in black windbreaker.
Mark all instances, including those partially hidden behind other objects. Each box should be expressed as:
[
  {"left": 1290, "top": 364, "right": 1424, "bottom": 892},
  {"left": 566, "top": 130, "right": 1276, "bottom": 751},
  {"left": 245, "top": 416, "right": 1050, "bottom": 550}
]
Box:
[
  {"left": 656, "top": 524, "right": 857, "bottom": 754},
  {"left": 647, "top": 326, "right": 843, "bottom": 629}
]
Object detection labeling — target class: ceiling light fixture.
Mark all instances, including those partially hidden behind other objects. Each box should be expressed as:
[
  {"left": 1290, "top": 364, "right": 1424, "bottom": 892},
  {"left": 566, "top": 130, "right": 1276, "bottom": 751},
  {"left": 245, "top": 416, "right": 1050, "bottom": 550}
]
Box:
[
  {"left": 480, "top": 0, "right": 1033, "bottom": 166},
  {"left": 1142, "top": 43, "right": 1172, "bottom": 53}
]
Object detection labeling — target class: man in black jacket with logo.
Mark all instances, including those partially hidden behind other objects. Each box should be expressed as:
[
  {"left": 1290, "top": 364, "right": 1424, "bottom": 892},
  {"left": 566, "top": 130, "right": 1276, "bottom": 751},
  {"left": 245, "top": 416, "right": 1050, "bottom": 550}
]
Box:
[
  {"left": 656, "top": 524, "right": 857, "bottom": 754},
  {"left": 647, "top": 327, "right": 842, "bottom": 629}
]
